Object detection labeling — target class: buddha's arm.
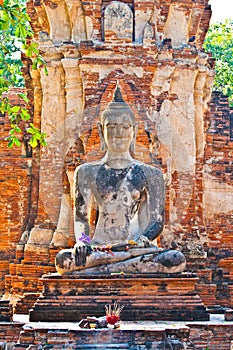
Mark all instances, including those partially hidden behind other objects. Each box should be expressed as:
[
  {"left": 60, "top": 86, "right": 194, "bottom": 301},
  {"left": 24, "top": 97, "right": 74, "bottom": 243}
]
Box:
[
  {"left": 141, "top": 167, "right": 165, "bottom": 241},
  {"left": 74, "top": 165, "right": 93, "bottom": 243}
]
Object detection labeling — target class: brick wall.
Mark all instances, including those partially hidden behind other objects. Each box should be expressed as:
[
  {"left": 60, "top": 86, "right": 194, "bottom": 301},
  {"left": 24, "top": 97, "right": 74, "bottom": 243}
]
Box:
[
  {"left": 201, "top": 92, "right": 233, "bottom": 307},
  {"left": 1, "top": 321, "right": 233, "bottom": 349},
  {"left": 0, "top": 89, "right": 34, "bottom": 292}
]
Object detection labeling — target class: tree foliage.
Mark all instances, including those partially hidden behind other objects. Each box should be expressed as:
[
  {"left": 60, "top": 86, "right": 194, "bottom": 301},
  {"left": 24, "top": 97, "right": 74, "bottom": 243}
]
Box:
[
  {"left": 204, "top": 19, "right": 233, "bottom": 106},
  {"left": 0, "top": 0, "right": 47, "bottom": 147}
]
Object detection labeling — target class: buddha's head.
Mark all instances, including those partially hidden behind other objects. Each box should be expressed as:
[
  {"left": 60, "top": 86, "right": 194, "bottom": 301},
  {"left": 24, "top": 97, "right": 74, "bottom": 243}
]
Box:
[{"left": 99, "top": 87, "right": 137, "bottom": 154}]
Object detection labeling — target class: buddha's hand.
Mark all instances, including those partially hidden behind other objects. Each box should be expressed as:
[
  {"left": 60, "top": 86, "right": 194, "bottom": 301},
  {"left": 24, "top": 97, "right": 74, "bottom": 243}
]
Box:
[
  {"left": 137, "top": 235, "right": 151, "bottom": 248},
  {"left": 74, "top": 243, "right": 92, "bottom": 267}
]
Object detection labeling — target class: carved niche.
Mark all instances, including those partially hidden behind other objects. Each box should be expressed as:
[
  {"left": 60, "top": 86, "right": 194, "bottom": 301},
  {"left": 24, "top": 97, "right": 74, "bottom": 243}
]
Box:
[{"left": 102, "top": 0, "right": 134, "bottom": 41}]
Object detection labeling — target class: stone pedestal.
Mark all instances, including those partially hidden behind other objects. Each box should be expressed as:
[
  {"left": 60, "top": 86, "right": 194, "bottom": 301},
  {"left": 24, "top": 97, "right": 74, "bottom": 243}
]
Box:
[
  {"left": 29, "top": 273, "right": 209, "bottom": 322},
  {"left": 17, "top": 322, "right": 190, "bottom": 349}
]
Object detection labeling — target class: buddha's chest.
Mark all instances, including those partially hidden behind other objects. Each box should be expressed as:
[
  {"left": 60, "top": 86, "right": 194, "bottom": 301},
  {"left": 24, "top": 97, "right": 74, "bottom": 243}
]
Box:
[{"left": 94, "top": 164, "right": 147, "bottom": 204}]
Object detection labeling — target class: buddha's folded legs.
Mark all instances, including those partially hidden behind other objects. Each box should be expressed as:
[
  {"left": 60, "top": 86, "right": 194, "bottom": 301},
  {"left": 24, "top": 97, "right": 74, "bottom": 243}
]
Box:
[{"left": 55, "top": 246, "right": 186, "bottom": 275}]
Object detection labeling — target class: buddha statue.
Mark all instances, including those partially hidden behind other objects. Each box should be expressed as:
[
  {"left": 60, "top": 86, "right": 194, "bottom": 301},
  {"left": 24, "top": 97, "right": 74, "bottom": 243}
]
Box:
[{"left": 55, "top": 87, "right": 186, "bottom": 274}]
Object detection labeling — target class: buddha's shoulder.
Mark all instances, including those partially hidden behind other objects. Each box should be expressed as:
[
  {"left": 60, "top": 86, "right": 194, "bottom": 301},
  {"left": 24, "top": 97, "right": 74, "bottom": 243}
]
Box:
[
  {"left": 133, "top": 161, "right": 163, "bottom": 177},
  {"left": 74, "top": 161, "right": 103, "bottom": 176}
]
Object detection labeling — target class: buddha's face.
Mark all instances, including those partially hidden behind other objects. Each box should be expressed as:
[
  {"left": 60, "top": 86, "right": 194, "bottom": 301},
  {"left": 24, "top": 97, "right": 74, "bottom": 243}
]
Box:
[{"left": 103, "top": 113, "right": 134, "bottom": 154}]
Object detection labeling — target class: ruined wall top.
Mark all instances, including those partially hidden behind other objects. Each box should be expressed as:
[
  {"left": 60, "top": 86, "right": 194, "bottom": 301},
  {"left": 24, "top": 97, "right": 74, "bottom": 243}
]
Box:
[{"left": 28, "top": 0, "right": 211, "bottom": 52}]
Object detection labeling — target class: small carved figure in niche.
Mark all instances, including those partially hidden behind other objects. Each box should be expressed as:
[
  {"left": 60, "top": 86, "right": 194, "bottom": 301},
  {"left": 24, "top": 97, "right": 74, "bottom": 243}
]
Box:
[
  {"left": 104, "top": 2, "right": 133, "bottom": 41},
  {"left": 55, "top": 87, "right": 186, "bottom": 274}
]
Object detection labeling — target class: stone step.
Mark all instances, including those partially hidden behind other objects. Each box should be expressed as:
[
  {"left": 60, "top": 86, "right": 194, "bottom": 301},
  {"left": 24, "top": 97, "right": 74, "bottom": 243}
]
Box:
[
  {"left": 17, "top": 324, "right": 189, "bottom": 349},
  {"left": 29, "top": 274, "right": 209, "bottom": 322}
]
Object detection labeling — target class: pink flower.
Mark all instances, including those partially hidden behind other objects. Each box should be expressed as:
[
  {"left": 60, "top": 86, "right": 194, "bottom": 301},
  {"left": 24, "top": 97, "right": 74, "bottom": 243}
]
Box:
[{"left": 79, "top": 232, "right": 91, "bottom": 245}]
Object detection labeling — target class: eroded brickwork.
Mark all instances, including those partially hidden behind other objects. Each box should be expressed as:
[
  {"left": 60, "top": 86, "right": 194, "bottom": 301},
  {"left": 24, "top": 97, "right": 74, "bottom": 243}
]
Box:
[
  {"left": 201, "top": 92, "right": 233, "bottom": 308},
  {"left": 1, "top": 321, "right": 233, "bottom": 349},
  {"left": 0, "top": 89, "right": 33, "bottom": 292},
  {"left": 0, "top": 90, "right": 55, "bottom": 300}
]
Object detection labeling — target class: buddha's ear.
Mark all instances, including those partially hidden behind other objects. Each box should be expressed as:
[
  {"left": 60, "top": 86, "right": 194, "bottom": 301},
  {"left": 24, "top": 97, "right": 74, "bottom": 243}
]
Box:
[
  {"left": 97, "top": 122, "right": 107, "bottom": 152},
  {"left": 130, "top": 123, "right": 138, "bottom": 154}
]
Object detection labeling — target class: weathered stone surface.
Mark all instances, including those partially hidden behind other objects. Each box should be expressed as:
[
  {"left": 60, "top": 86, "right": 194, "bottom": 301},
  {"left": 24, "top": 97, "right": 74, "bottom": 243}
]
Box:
[
  {"left": 55, "top": 88, "right": 186, "bottom": 275},
  {"left": 104, "top": 2, "right": 133, "bottom": 42},
  {"left": 2, "top": 318, "right": 233, "bottom": 349},
  {"left": 30, "top": 0, "right": 211, "bottom": 46},
  {"left": 29, "top": 273, "right": 209, "bottom": 322},
  {"left": 15, "top": 323, "right": 190, "bottom": 349}
]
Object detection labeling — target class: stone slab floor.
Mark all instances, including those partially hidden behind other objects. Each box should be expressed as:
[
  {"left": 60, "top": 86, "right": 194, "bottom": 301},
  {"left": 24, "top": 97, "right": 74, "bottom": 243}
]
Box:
[{"left": 0, "top": 314, "right": 231, "bottom": 349}]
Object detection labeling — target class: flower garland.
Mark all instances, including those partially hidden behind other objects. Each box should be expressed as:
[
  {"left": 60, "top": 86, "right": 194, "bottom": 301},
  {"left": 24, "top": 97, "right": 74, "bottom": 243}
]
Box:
[{"left": 79, "top": 232, "right": 138, "bottom": 254}]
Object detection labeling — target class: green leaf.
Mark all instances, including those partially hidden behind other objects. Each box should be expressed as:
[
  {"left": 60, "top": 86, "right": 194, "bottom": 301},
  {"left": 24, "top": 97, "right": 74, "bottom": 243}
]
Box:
[
  {"left": 6, "top": 135, "right": 20, "bottom": 147},
  {"left": 25, "top": 41, "right": 39, "bottom": 57},
  {"left": 40, "top": 139, "right": 47, "bottom": 147},
  {"left": 15, "top": 23, "right": 27, "bottom": 38},
  {"left": 7, "top": 139, "right": 14, "bottom": 148},
  {"left": 18, "top": 93, "right": 29, "bottom": 103},
  {"left": 14, "top": 137, "right": 21, "bottom": 146},
  {"left": 31, "top": 60, "right": 37, "bottom": 70},
  {"left": 11, "top": 105, "right": 20, "bottom": 113},
  {"left": 29, "top": 136, "right": 38, "bottom": 148},
  {"left": 20, "top": 107, "right": 30, "bottom": 121},
  {"left": 6, "top": 104, "right": 12, "bottom": 114},
  {"left": 0, "top": 10, "right": 10, "bottom": 30},
  {"left": 27, "top": 127, "right": 35, "bottom": 135},
  {"left": 0, "top": 101, "right": 6, "bottom": 113},
  {"left": 13, "top": 126, "right": 21, "bottom": 133}
]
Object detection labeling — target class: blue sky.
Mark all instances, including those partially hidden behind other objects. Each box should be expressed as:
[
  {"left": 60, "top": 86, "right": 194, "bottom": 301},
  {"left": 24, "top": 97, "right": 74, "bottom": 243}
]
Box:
[{"left": 209, "top": 0, "right": 233, "bottom": 23}]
